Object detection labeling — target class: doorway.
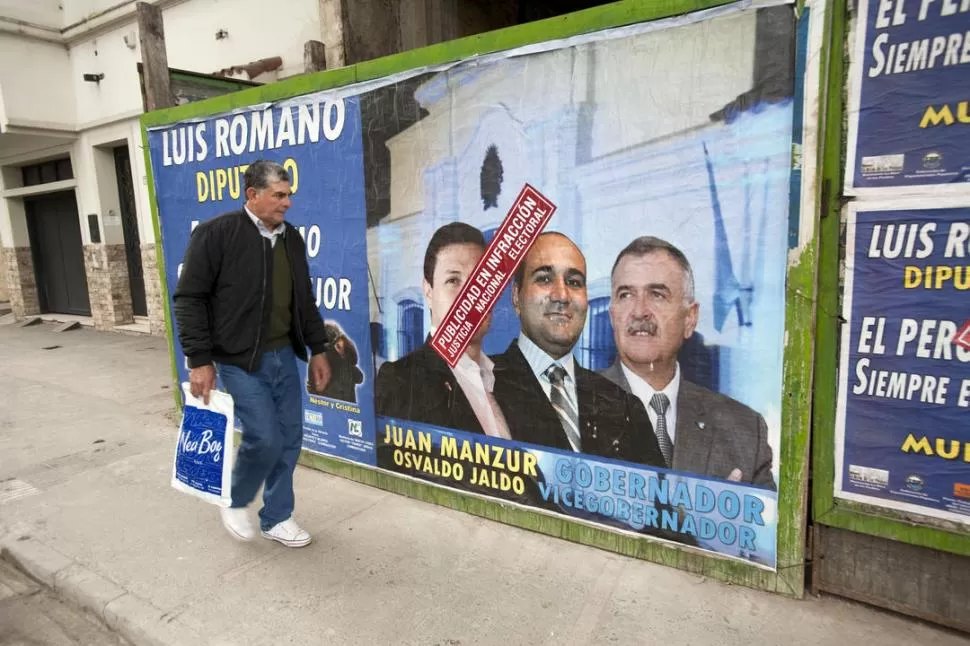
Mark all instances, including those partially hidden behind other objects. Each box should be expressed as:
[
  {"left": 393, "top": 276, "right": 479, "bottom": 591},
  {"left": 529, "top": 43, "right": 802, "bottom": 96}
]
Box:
[
  {"left": 113, "top": 146, "right": 148, "bottom": 317},
  {"left": 26, "top": 192, "right": 91, "bottom": 316}
]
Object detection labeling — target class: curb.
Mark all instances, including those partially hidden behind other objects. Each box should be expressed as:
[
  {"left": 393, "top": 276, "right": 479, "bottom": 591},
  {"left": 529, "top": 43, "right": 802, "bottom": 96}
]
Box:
[{"left": 0, "top": 534, "right": 205, "bottom": 646}]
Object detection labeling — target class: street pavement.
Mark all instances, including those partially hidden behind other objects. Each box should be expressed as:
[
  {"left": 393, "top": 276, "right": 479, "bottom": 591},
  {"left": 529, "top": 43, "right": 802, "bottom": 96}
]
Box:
[
  {"left": 0, "top": 320, "right": 967, "bottom": 646},
  {"left": 0, "top": 557, "right": 126, "bottom": 645}
]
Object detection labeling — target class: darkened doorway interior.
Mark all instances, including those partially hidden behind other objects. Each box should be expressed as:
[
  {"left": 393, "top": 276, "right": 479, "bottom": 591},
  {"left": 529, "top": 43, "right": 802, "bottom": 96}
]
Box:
[
  {"left": 26, "top": 191, "right": 91, "bottom": 316},
  {"left": 114, "top": 146, "right": 148, "bottom": 317}
]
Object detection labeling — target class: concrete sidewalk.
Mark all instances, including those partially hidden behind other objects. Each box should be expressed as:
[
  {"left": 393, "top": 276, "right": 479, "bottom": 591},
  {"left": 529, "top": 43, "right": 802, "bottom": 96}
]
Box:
[{"left": 0, "top": 322, "right": 966, "bottom": 646}]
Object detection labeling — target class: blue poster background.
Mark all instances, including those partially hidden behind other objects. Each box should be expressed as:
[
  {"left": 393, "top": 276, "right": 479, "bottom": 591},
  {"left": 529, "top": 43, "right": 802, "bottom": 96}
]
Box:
[
  {"left": 840, "top": 206, "right": 970, "bottom": 520},
  {"left": 851, "top": 0, "right": 970, "bottom": 188},
  {"left": 147, "top": 97, "right": 377, "bottom": 465}
]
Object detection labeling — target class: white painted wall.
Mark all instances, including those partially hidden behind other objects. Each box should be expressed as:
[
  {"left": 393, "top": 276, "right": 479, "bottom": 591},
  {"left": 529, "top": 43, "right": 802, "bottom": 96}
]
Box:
[
  {"left": 73, "top": 120, "right": 133, "bottom": 246},
  {"left": 61, "top": 0, "right": 140, "bottom": 29},
  {"left": 69, "top": 23, "right": 145, "bottom": 128},
  {"left": 0, "top": 35, "right": 76, "bottom": 130},
  {"left": 0, "top": 0, "right": 62, "bottom": 29},
  {"left": 1, "top": 0, "right": 326, "bottom": 254},
  {"left": 163, "top": 0, "right": 323, "bottom": 81},
  {"left": 3, "top": 0, "right": 327, "bottom": 131}
]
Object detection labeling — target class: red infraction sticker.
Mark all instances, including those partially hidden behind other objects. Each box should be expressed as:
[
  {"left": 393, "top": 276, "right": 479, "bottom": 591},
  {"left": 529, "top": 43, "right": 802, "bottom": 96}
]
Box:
[
  {"left": 955, "top": 319, "right": 970, "bottom": 352},
  {"left": 430, "top": 184, "right": 557, "bottom": 367}
]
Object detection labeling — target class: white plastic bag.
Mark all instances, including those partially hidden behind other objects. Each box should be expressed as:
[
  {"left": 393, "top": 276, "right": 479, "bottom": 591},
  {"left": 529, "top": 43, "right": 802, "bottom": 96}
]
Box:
[{"left": 171, "top": 383, "right": 235, "bottom": 507}]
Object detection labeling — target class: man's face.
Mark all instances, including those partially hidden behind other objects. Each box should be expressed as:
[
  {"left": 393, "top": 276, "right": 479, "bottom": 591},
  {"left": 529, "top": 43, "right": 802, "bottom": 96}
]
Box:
[
  {"left": 246, "top": 179, "right": 292, "bottom": 227},
  {"left": 423, "top": 242, "right": 491, "bottom": 341},
  {"left": 512, "top": 234, "right": 588, "bottom": 359},
  {"left": 609, "top": 251, "right": 698, "bottom": 371}
]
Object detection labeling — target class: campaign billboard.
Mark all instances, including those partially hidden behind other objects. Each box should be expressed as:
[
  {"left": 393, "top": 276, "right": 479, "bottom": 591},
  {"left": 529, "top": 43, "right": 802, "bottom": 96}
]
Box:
[
  {"left": 147, "top": 98, "right": 376, "bottom": 463},
  {"left": 835, "top": 200, "right": 970, "bottom": 526},
  {"left": 845, "top": 0, "right": 970, "bottom": 193},
  {"left": 147, "top": 1, "right": 799, "bottom": 569}
]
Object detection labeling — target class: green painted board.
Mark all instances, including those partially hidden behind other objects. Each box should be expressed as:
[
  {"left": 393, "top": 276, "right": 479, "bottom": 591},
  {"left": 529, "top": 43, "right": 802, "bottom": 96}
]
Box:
[
  {"left": 809, "top": 0, "right": 970, "bottom": 556},
  {"left": 143, "top": 0, "right": 820, "bottom": 595}
]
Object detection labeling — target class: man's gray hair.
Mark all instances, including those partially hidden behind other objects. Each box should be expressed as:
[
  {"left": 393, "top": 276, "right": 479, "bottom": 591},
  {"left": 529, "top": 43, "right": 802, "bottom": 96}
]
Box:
[
  {"left": 610, "top": 236, "right": 695, "bottom": 303},
  {"left": 244, "top": 160, "right": 290, "bottom": 192}
]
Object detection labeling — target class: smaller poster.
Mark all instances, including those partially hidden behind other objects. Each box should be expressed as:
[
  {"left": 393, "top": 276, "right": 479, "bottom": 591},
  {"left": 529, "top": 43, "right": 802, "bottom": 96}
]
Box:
[
  {"left": 835, "top": 200, "right": 970, "bottom": 526},
  {"left": 845, "top": 0, "right": 970, "bottom": 193}
]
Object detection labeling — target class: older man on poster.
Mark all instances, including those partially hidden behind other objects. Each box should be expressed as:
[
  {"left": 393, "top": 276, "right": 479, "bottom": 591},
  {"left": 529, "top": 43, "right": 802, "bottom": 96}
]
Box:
[
  {"left": 599, "top": 236, "right": 776, "bottom": 489},
  {"left": 491, "top": 231, "right": 665, "bottom": 467}
]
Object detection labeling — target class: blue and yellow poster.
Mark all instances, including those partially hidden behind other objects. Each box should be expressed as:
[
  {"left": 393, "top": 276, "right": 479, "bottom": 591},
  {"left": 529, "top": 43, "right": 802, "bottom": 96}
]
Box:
[
  {"left": 146, "top": 98, "right": 377, "bottom": 464},
  {"left": 846, "top": 0, "right": 970, "bottom": 192},
  {"left": 836, "top": 201, "right": 970, "bottom": 525}
]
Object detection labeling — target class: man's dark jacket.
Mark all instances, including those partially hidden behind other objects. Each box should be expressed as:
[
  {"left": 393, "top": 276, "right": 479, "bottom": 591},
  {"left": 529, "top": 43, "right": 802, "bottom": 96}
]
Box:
[{"left": 173, "top": 209, "right": 328, "bottom": 372}]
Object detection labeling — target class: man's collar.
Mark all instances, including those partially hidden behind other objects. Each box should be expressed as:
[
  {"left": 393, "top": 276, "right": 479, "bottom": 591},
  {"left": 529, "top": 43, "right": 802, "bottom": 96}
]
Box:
[
  {"left": 455, "top": 351, "right": 496, "bottom": 389},
  {"left": 244, "top": 205, "right": 285, "bottom": 236},
  {"left": 517, "top": 334, "right": 576, "bottom": 383},
  {"left": 621, "top": 360, "right": 680, "bottom": 401}
]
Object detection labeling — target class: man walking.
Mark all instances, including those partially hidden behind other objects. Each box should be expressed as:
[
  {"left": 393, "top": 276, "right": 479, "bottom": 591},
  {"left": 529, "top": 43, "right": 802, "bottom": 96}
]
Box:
[{"left": 174, "top": 159, "right": 332, "bottom": 547}]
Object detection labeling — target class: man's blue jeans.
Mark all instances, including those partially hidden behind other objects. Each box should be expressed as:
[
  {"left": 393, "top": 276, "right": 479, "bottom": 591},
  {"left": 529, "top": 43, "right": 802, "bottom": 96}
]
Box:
[{"left": 217, "top": 346, "right": 303, "bottom": 532}]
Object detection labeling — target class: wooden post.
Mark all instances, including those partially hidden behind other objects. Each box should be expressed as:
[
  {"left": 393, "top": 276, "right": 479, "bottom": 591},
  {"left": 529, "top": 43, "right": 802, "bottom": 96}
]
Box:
[
  {"left": 136, "top": 2, "right": 174, "bottom": 111},
  {"left": 304, "top": 40, "right": 327, "bottom": 73}
]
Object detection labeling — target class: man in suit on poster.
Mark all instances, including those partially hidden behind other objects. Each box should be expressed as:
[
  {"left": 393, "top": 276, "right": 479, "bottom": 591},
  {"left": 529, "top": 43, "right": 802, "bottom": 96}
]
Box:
[
  {"left": 599, "top": 236, "right": 776, "bottom": 489},
  {"left": 376, "top": 222, "right": 553, "bottom": 509},
  {"left": 491, "top": 231, "right": 665, "bottom": 467},
  {"left": 375, "top": 222, "right": 511, "bottom": 440}
]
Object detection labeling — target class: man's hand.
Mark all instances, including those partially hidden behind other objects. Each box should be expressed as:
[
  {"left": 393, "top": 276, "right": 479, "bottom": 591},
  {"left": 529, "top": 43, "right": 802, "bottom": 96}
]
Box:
[
  {"left": 190, "top": 365, "right": 217, "bottom": 404},
  {"left": 309, "top": 353, "right": 332, "bottom": 394}
]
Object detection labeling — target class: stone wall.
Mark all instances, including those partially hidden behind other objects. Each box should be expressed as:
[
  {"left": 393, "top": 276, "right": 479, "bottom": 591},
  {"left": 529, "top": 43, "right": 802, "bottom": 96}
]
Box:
[
  {"left": 0, "top": 252, "right": 8, "bottom": 302},
  {"left": 2, "top": 247, "right": 40, "bottom": 318},
  {"left": 141, "top": 243, "right": 168, "bottom": 336},
  {"left": 83, "top": 244, "right": 133, "bottom": 331}
]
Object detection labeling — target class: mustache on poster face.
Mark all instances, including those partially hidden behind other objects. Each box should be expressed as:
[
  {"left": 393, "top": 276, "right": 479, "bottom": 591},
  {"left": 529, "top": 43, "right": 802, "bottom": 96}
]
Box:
[{"left": 626, "top": 318, "right": 658, "bottom": 336}]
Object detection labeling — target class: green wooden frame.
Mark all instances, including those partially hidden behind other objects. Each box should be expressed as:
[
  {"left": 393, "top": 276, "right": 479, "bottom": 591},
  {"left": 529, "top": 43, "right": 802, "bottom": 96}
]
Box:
[
  {"left": 141, "top": 0, "right": 820, "bottom": 595},
  {"left": 810, "top": 0, "right": 970, "bottom": 556}
]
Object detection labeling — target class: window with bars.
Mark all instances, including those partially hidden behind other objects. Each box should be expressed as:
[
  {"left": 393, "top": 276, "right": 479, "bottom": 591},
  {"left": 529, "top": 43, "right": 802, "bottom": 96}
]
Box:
[
  {"left": 396, "top": 299, "right": 424, "bottom": 358},
  {"left": 579, "top": 296, "right": 616, "bottom": 371}
]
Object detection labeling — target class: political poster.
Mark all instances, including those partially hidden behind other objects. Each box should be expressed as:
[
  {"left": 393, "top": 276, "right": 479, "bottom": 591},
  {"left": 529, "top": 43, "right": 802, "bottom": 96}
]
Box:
[
  {"left": 835, "top": 200, "right": 970, "bottom": 526},
  {"left": 146, "top": 98, "right": 377, "bottom": 463},
  {"left": 147, "top": 0, "right": 799, "bottom": 568},
  {"left": 846, "top": 0, "right": 970, "bottom": 193}
]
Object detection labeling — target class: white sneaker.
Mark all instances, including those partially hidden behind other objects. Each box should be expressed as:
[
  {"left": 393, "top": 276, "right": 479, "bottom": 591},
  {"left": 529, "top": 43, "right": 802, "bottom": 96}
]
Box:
[
  {"left": 260, "top": 518, "right": 312, "bottom": 548},
  {"left": 220, "top": 506, "right": 254, "bottom": 542}
]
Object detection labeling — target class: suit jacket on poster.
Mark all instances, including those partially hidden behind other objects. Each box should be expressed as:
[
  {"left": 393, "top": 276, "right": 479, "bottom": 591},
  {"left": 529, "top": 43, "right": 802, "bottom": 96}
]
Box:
[
  {"left": 374, "top": 341, "right": 547, "bottom": 508},
  {"left": 599, "top": 360, "right": 776, "bottom": 490},
  {"left": 491, "top": 341, "right": 694, "bottom": 546},
  {"left": 375, "top": 341, "right": 485, "bottom": 434},
  {"left": 490, "top": 341, "right": 665, "bottom": 467}
]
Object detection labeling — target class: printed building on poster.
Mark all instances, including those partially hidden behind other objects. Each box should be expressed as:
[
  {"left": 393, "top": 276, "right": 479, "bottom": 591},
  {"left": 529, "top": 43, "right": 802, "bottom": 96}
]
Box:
[
  {"left": 366, "top": 8, "right": 795, "bottom": 485},
  {"left": 0, "top": 0, "right": 572, "bottom": 334}
]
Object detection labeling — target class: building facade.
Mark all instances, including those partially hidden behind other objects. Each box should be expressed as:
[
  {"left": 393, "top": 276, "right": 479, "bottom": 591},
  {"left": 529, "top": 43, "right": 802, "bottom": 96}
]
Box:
[
  {"left": 0, "top": 0, "right": 340, "bottom": 334},
  {"left": 0, "top": 0, "right": 611, "bottom": 335}
]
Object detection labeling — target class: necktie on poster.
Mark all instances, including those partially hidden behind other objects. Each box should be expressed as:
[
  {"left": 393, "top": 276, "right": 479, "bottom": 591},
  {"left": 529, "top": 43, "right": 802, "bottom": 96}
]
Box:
[{"left": 431, "top": 184, "right": 557, "bottom": 367}]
